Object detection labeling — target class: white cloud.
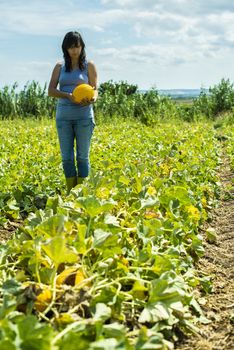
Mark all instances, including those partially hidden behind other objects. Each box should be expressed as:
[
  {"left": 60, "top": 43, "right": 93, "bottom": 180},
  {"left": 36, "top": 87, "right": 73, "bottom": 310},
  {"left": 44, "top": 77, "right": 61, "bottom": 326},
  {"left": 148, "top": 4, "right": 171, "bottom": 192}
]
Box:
[
  {"left": 98, "top": 62, "right": 120, "bottom": 71},
  {"left": 95, "top": 43, "right": 205, "bottom": 66},
  {"left": 1, "top": 0, "right": 234, "bottom": 88},
  {"left": 101, "top": 0, "right": 234, "bottom": 14},
  {"left": 0, "top": 2, "right": 126, "bottom": 36},
  {"left": 1, "top": 0, "right": 234, "bottom": 58},
  {"left": 99, "top": 0, "right": 234, "bottom": 52}
]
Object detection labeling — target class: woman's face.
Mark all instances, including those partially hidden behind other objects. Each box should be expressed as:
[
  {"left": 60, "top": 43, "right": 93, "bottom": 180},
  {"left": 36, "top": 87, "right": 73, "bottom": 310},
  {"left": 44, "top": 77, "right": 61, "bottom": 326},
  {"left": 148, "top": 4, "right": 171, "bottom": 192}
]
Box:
[{"left": 67, "top": 43, "right": 82, "bottom": 59}]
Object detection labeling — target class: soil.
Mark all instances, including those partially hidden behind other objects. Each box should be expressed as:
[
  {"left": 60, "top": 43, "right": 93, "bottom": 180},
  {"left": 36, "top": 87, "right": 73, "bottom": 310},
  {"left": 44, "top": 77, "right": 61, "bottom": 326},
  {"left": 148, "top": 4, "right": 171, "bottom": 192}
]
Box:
[
  {"left": 176, "top": 154, "right": 234, "bottom": 349},
  {"left": 0, "top": 220, "right": 22, "bottom": 242}
]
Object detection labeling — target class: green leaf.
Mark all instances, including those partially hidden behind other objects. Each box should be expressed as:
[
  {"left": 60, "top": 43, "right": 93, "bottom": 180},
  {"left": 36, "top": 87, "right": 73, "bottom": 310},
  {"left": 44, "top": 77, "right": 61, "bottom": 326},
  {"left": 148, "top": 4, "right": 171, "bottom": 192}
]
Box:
[
  {"left": 160, "top": 186, "right": 191, "bottom": 206},
  {"left": 135, "top": 326, "right": 173, "bottom": 350},
  {"left": 42, "top": 236, "right": 78, "bottom": 266},
  {"left": 89, "top": 338, "right": 119, "bottom": 350},
  {"left": 76, "top": 196, "right": 116, "bottom": 217},
  {"left": 0, "top": 295, "right": 17, "bottom": 319},
  {"left": 59, "top": 331, "right": 90, "bottom": 350},
  {"left": 103, "top": 323, "right": 126, "bottom": 339},
  {"left": 36, "top": 214, "right": 66, "bottom": 237},
  {"left": 2, "top": 279, "right": 22, "bottom": 296},
  {"left": 93, "top": 229, "right": 119, "bottom": 249},
  {"left": 39, "top": 267, "right": 56, "bottom": 285},
  {"left": 17, "top": 315, "right": 54, "bottom": 350},
  {"left": 118, "top": 175, "right": 130, "bottom": 186},
  {"left": 0, "top": 340, "right": 16, "bottom": 350},
  {"left": 46, "top": 195, "right": 63, "bottom": 214},
  {"left": 206, "top": 227, "right": 217, "bottom": 243},
  {"left": 6, "top": 198, "right": 19, "bottom": 211},
  {"left": 0, "top": 316, "right": 54, "bottom": 350},
  {"left": 130, "top": 281, "right": 148, "bottom": 300},
  {"left": 93, "top": 229, "right": 112, "bottom": 247},
  {"left": 152, "top": 255, "right": 173, "bottom": 275},
  {"left": 74, "top": 224, "right": 87, "bottom": 254},
  {"left": 140, "top": 197, "right": 159, "bottom": 209},
  {"left": 149, "top": 274, "right": 186, "bottom": 306},
  {"left": 93, "top": 303, "right": 111, "bottom": 322},
  {"left": 139, "top": 303, "right": 170, "bottom": 323},
  {"left": 104, "top": 214, "right": 120, "bottom": 227}
]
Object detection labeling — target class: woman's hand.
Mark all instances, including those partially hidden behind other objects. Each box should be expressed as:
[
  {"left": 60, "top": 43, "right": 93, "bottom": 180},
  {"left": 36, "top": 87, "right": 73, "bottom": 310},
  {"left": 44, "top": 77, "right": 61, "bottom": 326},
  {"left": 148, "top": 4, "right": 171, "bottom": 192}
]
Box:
[
  {"left": 67, "top": 93, "right": 78, "bottom": 103},
  {"left": 88, "top": 89, "right": 98, "bottom": 104},
  {"left": 79, "top": 97, "right": 93, "bottom": 106},
  {"left": 78, "top": 89, "right": 98, "bottom": 105},
  {"left": 67, "top": 89, "right": 98, "bottom": 106}
]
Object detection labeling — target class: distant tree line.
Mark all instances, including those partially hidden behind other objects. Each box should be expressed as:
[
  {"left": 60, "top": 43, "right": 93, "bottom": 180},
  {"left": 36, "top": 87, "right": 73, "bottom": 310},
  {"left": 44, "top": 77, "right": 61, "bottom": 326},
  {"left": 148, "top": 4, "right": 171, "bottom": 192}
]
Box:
[{"left": 0, "top": 78, "right": 234, "bottom": 124}]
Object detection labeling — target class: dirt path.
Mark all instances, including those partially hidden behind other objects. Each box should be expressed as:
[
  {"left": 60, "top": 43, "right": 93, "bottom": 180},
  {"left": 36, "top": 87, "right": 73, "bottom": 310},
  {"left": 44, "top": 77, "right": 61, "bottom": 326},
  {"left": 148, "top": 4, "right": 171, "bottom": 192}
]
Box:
[{"left": 176, "top": 154, "right": 234, "bottom": 350}]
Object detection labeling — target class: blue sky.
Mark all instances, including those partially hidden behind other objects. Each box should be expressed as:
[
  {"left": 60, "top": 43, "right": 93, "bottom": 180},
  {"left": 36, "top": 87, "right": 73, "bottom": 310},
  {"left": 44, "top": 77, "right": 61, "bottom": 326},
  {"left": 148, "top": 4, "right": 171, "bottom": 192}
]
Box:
[{"left": 1, "top": 0, "right": 234, "bottom": 89}]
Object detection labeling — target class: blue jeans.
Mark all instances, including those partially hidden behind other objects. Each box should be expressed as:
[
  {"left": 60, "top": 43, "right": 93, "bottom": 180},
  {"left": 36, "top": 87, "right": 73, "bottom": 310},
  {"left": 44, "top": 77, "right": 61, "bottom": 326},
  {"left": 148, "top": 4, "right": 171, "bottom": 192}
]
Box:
[{"left": 56, "top": 119, "right": 95, "bottom": 178}]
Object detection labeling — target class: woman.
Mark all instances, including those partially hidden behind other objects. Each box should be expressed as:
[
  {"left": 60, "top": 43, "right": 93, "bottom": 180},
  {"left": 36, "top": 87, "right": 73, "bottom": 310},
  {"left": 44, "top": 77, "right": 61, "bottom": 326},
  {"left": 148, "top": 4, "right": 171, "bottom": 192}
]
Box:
[{"left": 48, "top": 31, "right": 98, "bottom": 194}]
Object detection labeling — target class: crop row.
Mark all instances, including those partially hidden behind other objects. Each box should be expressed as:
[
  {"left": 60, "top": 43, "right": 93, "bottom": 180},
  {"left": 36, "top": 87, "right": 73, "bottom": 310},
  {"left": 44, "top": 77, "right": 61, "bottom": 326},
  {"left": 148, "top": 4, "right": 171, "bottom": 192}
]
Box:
[{"left": 0, "top": 119, "right": 233, "bottom": 349}]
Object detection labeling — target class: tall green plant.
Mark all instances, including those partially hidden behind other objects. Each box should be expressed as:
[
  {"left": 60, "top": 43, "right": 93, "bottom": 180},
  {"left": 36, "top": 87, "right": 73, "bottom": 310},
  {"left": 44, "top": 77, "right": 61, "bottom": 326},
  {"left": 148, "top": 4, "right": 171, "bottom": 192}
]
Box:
[
  {"left": 98, "top": 80, "right": 138, "bottom": 96},
  {"left": 0, "top": 83, "right": 18, "bottom": 118},
  {"left": 192, "top": 78, "right": 234, "bottom": 119},
  {"left": 0, "top": 81, "right": 56, "bottom": 119},
  {"left": 209, "top": 78, "right": 234, "bottom": 115},
  {"left": 17, "top": 81, "right": 55, "bottom": 117}
]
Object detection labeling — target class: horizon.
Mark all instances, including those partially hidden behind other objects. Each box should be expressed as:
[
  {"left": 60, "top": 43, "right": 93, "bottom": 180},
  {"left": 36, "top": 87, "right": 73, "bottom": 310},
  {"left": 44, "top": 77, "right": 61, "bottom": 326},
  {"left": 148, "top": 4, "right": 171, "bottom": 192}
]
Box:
[
  {"left": 0, "top": 80, "right": 209, "bottom": 99},
  {"left": 0, "top": 80, "right": 209, "bottom": 92}
]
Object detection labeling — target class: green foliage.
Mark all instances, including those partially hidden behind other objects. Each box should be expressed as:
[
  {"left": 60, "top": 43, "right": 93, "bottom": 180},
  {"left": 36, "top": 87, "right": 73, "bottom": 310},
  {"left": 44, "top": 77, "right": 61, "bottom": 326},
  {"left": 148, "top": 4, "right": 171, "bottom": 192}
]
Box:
[
  {"left": 209, "top": 78, "right": 234, "bottom": 115},
  {"left": 192, "top": 78, "right": 234, "bottom": 119},
  {"left": 0, "top": 315, "right": 54, "bottom": 350},
  {"left": 0, "top": 80, "right": 178, "bottom": 124},
  {"left": 95, "top": 85, "right": 178, "bottom": 125},
  {"left": 0, "top": 81, "right": 56, "bottom": 119},
  {"left": 16, "top": 81, "right": 55, "bottom": 118},
  {"left": 0, "top": 119, "right": 62, "bottom": 220},
  {"left": 1, "top": 118, "right": 231, "bottom": 348},
  {"left": 1, "top": 78, "right": 234, "bottom": 123},
  {"left": 98, "top": 80, "right": 138, "bottom": 96},
  {"left": 0, "top": 83, "right": 18, "bottom": 117}
]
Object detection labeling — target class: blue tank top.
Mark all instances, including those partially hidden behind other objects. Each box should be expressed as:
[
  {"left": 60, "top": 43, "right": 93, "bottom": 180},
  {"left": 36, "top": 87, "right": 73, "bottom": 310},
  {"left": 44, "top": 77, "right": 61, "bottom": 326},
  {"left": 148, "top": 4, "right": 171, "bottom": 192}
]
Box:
[{"left": 56, "top": 60, "right": 94, "bottom": 121}]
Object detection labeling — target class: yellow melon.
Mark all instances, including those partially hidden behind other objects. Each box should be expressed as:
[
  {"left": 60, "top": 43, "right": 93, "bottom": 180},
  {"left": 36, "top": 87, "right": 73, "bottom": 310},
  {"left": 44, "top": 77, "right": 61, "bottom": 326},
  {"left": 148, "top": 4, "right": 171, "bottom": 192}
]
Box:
[
  {"left": 75, "top": 269, "right": 85, "bottom": 285},
  {"left": 72, "top": 83, "right": 95, "bottom": 103},
  {"left": 34, "top": 286, "right": 52, "bottom": 312},
  {"left": 56, "top": 267, "right": 87, "bottom": 287},
  {"left": 56, "top": 267, "right": 78, "bottom": 286}
]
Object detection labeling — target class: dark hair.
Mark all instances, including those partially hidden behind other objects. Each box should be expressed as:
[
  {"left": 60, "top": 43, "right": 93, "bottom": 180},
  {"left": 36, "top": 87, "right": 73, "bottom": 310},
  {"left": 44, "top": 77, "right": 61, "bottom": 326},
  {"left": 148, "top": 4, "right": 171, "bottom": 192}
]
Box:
[{"left": 62, "top": 31, "right": 86, "bottom": 72}]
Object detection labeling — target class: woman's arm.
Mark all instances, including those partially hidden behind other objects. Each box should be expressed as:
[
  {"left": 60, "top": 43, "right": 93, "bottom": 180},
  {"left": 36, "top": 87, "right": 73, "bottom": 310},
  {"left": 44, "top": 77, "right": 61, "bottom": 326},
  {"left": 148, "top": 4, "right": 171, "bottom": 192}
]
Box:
[
  {"left": 88, "top": 61, "right": 98, "bottom": 102},
  {"left": 48, "top": 62, "right": 72, "bottom": 99}
]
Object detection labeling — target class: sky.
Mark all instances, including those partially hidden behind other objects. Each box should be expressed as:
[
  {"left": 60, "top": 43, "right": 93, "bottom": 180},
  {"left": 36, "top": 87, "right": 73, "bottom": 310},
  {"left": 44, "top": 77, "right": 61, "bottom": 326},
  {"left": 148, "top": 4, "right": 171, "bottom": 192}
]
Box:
[{"left": 1, "top": 0, "right": 234, "bottom": 90}]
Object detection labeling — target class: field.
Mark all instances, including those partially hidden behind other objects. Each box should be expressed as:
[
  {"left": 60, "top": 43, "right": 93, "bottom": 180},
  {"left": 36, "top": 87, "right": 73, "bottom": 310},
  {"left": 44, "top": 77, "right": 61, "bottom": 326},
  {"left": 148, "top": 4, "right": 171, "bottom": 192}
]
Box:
[{"left": 0, "top": 117, "right": 234, "bottom": 349}]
